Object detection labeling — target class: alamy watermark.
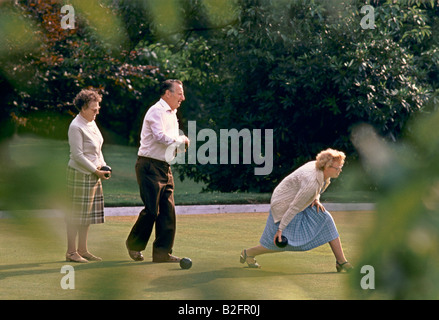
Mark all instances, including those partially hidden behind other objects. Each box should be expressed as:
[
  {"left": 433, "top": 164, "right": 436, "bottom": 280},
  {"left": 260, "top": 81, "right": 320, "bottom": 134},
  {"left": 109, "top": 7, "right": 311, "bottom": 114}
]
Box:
[
  {"left": 60, "top": 264, "right": 375, "bottom": 290},
  {"left": 60, "top": 265, "right": 75, "bottom": 289},
  {"left": 61, "top": 4, "right": 375, "bottom": 30},
  {"left": 360, "top": 265, "right": 375, "bottom": 290},
  {"left": 59, "top": 3, "right": 373, "bottom": 174},
  {"left": 61, "top": 5, "right": 75, "bottom": 30},
  {"left": 167, "top": 121, "right": 273, "bottom": 176},
  {"left": 360, "top": 5, "right": 375, "bottom": 30}
]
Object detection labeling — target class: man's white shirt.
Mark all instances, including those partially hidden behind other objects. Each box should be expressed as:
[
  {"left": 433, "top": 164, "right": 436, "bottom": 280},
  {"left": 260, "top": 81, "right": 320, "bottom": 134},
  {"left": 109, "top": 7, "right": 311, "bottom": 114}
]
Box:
[{"left": 138, "top": 98, "right": 186, "bottom": 162}]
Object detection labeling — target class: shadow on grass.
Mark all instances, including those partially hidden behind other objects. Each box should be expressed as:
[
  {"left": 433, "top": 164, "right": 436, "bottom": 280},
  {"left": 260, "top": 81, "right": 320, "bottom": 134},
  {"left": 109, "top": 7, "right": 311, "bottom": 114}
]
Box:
[
  {"left": 143, "top": 266, "right": 339, "bottom": 295},
  {"left": 0, "top": 260, "right": 139, "bottom": 280},
  {"left": 0, "top": 259, "right": 343, "bottom": 279},
  {"left": 0, "top": 258, "right": 347, "bottom": 300}
]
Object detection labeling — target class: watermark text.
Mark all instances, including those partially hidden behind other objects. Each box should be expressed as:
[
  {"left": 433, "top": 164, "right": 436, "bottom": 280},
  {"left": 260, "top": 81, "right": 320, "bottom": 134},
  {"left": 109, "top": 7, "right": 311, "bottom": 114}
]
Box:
[
  {"left": 169, "top": 121, "right": 273, "bottom": 176},
  {"left": 60, "top": 265, "right": 75, "bottom": 289},
  {"left": 61, "top": 5, "right": 76, "bottom": 30},
  {"left": 360, "top": 5, "right": 375, "bottom": 30}
]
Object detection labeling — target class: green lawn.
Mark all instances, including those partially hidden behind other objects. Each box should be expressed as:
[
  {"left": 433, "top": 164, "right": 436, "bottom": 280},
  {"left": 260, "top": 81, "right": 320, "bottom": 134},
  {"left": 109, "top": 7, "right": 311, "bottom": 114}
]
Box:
[
  {"left": 1, "top": 135, "right": 379, "bottom": 300},
  {"left": 0, "top": 211, "right": 375, "bottom": 300}
]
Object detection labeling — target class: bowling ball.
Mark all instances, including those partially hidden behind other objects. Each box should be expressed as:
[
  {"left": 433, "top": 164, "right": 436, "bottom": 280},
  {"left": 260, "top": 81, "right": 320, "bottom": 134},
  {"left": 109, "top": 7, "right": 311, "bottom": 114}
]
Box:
[
  {"left": 100, "top": 165, "right": 112, "bottom": 178},
  {"left": 275, "top": 235, "right": 288, "bottom": 248},
  {"left": 179, "top": 257, "right": 192, "bottom": 269}
]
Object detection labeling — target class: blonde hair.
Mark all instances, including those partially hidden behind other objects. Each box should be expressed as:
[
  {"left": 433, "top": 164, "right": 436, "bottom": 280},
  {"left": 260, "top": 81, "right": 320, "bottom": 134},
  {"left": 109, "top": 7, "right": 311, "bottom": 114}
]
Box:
[{"left": 315, "top": 148, "right": 346, "bottom": 171}]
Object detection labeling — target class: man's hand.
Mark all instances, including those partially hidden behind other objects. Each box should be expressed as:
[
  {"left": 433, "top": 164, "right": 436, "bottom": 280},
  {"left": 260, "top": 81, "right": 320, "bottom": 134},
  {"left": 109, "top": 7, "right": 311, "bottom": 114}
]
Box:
[{"left": 183, "top": 136, "right": 190, "bottom": 148}]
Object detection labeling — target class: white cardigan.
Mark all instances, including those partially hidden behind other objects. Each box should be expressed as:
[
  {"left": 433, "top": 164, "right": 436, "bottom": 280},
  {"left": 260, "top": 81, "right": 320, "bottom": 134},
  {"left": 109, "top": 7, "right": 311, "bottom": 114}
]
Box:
[
  {"left": 270, "top": 161, "right": 330, "bottom": 231},
  {"left": 68, "top": 114, "right": 106, "bottom": 174}
]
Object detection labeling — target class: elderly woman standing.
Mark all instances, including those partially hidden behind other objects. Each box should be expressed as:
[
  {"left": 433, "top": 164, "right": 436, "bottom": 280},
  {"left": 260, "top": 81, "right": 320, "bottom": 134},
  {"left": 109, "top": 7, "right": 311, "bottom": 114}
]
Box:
[
  {"left": 240, "top": 148, "right": 353, "bottom": 272},
  {"left": 66, "top": 89, "right": 111, "bottom": 263}
]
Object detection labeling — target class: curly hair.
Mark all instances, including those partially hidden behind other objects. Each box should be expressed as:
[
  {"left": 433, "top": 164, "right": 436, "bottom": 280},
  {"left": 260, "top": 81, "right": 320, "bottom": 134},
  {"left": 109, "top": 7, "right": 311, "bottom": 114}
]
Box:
[
  {"left": 73, "top": 89, "right": 102, "bottom": 111},
  {"left": 315, "top": 148, "right": 346, "bottom": 171}
]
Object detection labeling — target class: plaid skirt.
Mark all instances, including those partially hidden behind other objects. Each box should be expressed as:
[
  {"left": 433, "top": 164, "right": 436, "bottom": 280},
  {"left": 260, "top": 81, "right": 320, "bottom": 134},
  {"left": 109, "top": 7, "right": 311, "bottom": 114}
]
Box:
[
  {"left": 66, "top": 166, "right": 104, "bottom": 225},
  {"left": 260, "top": 206, "right": 339, "bottom": 251}
]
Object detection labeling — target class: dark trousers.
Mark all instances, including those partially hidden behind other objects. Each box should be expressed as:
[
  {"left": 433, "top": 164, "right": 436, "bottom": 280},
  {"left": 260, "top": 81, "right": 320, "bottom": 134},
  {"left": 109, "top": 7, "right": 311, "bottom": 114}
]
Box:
[{"left": 126, "top": 156, "right": 176, "bottom": 260}]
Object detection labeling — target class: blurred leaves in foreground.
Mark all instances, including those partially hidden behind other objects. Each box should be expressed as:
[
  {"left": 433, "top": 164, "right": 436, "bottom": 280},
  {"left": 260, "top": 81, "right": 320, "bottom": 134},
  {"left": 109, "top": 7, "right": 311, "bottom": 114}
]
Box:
[
  {"left": 350, "top": 107, "right": 439, "bottom": 299},
  {"left": 0, "top": 135, "right": 68, "bottom": 211},
  {"left": 0, "top": 135, "right": 69, "bottom": 242}
]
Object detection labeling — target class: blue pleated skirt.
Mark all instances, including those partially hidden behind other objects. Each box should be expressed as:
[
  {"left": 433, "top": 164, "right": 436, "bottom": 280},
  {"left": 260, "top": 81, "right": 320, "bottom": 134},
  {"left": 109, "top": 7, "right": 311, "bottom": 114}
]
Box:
[{"left": 260, "top": 206, "right": 339, "bottom": 251}]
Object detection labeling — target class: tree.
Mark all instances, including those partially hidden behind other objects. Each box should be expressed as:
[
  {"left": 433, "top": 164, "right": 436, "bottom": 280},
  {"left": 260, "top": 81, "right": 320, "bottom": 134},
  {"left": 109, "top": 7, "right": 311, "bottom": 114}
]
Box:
[
  {"left": 1, "top": 0, "right": 438, "bottom": 194},
  {"left": 0, "top": 0, "right": 163, "bottom": 143},
  {"left": 174, "top": 0, "right": 438, "bottom": 192},
  {"left": 0, "top": 0, "right": 239, "bottom": 144}
]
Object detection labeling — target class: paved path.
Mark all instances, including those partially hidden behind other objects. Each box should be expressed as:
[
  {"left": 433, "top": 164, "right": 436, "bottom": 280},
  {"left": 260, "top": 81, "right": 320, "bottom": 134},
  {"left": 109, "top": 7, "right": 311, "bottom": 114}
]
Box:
[
  {"left": 0, "top": 203, "right": 375, "bottom": 219},
  {"left": 105, "top": 203, "right": 375, "bottom": 216}
]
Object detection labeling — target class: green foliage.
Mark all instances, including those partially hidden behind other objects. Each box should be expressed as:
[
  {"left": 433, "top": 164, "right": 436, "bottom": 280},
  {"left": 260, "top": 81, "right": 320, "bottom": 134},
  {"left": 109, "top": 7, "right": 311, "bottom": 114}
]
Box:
[
  {"left": 0, "top": 1, "right": 147, "bottom": 142},
  {"left": 176, "top": 0, "right": 438, "bottom": 192},
  {"left": 1, "top": 0, "right": 439, "bottom": 193},
  {"left": 0, "top": 0, "right": 239, "bottom": 144},
  {"left": 350, "top": 106, "right": 439, "bottom": 299}
]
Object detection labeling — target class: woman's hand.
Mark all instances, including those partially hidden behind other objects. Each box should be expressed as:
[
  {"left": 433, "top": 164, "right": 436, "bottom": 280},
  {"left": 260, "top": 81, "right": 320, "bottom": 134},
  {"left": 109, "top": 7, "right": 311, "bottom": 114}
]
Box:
[
  {"left": 311, "top": 199, "right": 325, "bottom": 213},
  {"left": 273, "top": 229, "right": 283, "bottom": 246},
  {"left": 95, "top": 169, "right": 111, "bottom": 180}
]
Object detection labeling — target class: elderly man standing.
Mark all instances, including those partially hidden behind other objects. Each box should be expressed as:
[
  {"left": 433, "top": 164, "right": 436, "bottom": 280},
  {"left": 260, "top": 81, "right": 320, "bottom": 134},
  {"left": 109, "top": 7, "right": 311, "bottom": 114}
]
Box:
[{"left": 126, "top": 79, "right": 190, "bottom": 263}]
